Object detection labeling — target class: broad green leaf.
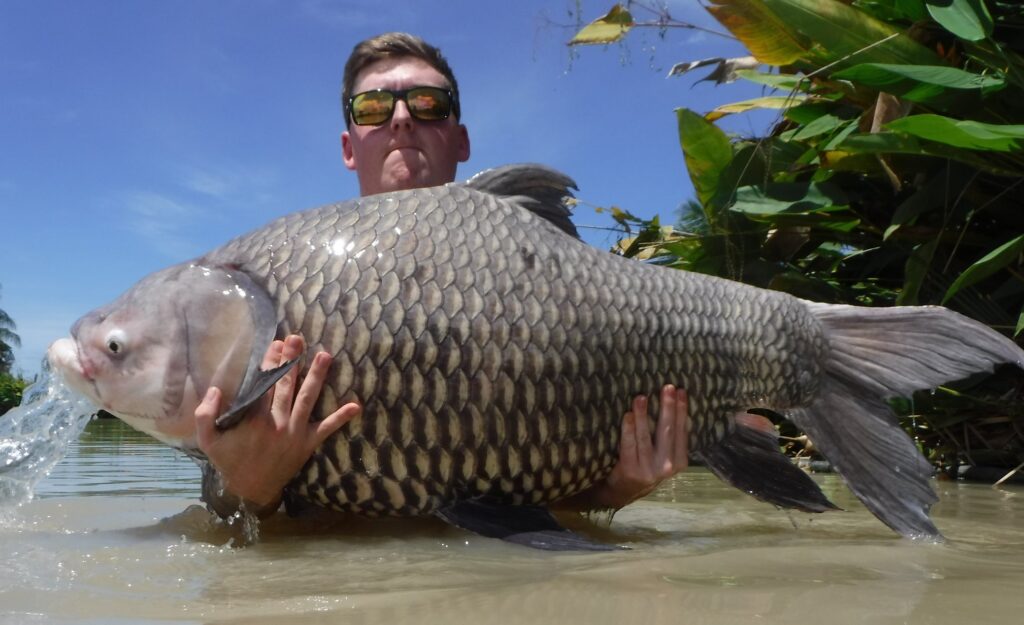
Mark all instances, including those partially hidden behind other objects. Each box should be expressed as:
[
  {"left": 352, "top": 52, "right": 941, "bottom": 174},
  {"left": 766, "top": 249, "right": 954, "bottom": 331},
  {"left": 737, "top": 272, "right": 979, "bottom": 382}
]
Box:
[
  {"left": 707, "top": 0, "right": 941, "bottom": 72},
  {"left": 832, "top": 63, "right": 1004, "bottom": 102},
  {"left": 785, "top": 113, "right": 843, "bottom": 141},
  {"left": 732, "top": 182, "right": 849, "bottom": 215},
  {"left": 733, "top": 69, "right": 807, "bottom": 91},
  {"left": 676, "top": 108, "right": 733, "bottom": 208},
  {"left": 705, "top": 95, "right": 805, "bottom": 121},
  {"left": 886, "top": 114, "right": 1024, "bottom": 151},
  {"left": 895, "top": 0, "right": 929, "bottom": 21},
  {"left": 926, "top": 0, "right": 993, "bottom": 42},
  {"left": 884, "top": 179, "right": 945, "bottom": 239},
  {"left": 942, "top": 234, "right": 1024, "bottom": 303},
  {"left": 569, "top": 4, "right": 634, "bottom": 45},
  {"left": 896, "top": 239, "right": 938, "bottom": 305},
  {"left": 821, "top": 119, "right": 859, "bottom": 150},
  {"left": 1016, "top": 310, "right": 1024, "bottom": 337},
  {"left": 705, "top": 0, "right": 809, "bottom": 65},
  {"left": 838, "top": 131, "right": 1019, "bottom": 175}
]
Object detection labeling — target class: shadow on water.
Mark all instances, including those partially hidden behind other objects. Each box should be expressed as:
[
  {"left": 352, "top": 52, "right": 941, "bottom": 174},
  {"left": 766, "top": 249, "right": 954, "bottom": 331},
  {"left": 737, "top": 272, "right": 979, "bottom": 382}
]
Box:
[{"left": 2, "top": 417, "right": 1024, "bottom": 624}]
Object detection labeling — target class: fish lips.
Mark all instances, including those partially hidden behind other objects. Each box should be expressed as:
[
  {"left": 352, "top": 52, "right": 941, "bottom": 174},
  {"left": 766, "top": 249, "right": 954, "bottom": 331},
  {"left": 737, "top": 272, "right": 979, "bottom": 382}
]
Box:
[{"left": 47, "top": 337, "right": 102, "bottom": 402}]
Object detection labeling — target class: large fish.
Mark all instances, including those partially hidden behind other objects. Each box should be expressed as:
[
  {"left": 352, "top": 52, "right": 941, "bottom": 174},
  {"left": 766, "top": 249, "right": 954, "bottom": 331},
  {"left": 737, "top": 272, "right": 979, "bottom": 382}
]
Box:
[{"left": 49, "top": 164, "right": 1023, "bottom": 549}]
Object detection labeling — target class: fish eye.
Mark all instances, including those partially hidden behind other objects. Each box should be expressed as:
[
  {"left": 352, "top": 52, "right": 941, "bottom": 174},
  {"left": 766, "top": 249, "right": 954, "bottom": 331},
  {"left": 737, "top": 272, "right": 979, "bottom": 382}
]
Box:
[{"left": 104, "top": 330, "right": 128, "bottom": 356}]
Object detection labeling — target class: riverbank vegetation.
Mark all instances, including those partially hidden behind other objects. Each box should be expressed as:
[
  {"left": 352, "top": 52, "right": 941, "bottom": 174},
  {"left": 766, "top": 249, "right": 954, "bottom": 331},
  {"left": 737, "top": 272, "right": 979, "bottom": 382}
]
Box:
[
  {"left": 570, "top": 0, "right": 1024, "bottom": 480},
  {"left": 0, "top": 284, "right": 26, "bottom": 414}
]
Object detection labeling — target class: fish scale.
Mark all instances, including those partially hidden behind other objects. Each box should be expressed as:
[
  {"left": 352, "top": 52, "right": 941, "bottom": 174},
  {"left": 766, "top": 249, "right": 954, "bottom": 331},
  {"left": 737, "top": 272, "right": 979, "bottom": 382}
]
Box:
[{"left": 204, "top": 178, "right": 821, "bottom": 517}]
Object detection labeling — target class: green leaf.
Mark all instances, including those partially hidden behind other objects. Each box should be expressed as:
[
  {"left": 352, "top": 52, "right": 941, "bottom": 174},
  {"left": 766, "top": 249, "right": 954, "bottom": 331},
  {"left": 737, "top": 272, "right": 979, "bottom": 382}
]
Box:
[
  {"left": 832, "top": 63, "right": 1005, "bottom": 103},
  {"left": 896, "top": 239, "right": 938, "bottom": 305},
  {"left": 895, "top": 0, "right": 929, "bottom": 21},
  {"left": 708, "top": 0, "right": 941, "bottom": 71},
  {"left": 786, "top": 113, "right": 843, "bottom": 141},
  {"left": 705, "top": 95, "right": 805, "bottom": 122},
  {"left": 884, "top": 180, "right": 943, "bottom": 240},
  {"left": 886, "top": 114, "right": 1024, "bottom": 151},
  {"left": 839, "top": 131, "right": 926, "bottom": 154},
  {"left": 732, "top": 182, "right": 849, "bottom": 215},
  {"left": 942, "top": 234, "right": 1024, "bottom": 303},
  {"left": 733, "top": 69, "right": 807, "bottom": 92},
  {"left": 821, "top": 119, "right": 859, "bottom": 150},
  {"left": 926, "top": 0, "right": 993, "bottom": 42},
  {"left": 569, "top": 4, "right": 634, "bottom": 45},
  {"left": 676, "top": 108, "right": 734, "bottom": 208},
  {"left": 1016, "top": 310, "right": 1024, "bottom": 337}
]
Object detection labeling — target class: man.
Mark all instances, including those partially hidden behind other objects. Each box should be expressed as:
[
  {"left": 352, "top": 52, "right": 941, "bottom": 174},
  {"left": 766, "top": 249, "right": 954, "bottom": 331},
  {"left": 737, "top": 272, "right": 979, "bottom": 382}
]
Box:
[{"left": 194, "top": 32, "right": 690, "bottom": 519}]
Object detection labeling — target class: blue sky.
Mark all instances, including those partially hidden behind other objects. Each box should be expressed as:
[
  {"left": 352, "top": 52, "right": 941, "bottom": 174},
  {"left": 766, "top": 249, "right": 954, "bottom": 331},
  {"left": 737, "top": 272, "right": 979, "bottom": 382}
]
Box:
[{"left": 0, "top": 0, "right": 767, "bottom": 376}]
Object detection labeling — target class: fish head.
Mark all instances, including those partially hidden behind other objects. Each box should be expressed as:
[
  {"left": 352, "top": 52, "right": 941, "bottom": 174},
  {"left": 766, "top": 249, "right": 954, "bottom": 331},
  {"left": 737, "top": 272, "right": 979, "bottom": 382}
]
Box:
[{"left": 48, "top": 263, "right": 276, "bottom": 448}]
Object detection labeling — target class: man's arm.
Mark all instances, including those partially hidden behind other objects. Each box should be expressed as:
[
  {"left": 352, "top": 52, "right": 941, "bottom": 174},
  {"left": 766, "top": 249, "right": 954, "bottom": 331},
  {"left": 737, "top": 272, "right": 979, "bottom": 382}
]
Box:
[{"left": 195, "top": 334, "right": 360, "bottom": 517}]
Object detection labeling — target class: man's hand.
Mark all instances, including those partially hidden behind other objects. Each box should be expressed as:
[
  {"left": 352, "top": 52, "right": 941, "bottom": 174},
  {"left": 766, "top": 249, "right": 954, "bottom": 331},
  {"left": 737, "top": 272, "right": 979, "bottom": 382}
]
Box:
[
  {"left": 195, "top": 334, "right": 361, "bottom": 514},
  {"left": 559, "top": 384, "right": 690, "bottom": 511}
]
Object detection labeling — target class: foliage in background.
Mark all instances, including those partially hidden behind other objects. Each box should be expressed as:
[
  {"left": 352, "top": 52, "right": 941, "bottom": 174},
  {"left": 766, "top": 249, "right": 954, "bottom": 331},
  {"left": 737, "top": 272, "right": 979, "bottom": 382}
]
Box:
[
  {"left": 0, "top": 372, "right": 28, "bottom": 416},
  {"left": 0, "top": 283, "right": 21, "bottom": 376},
  {"left": 572, "top": 0, "right": 1024, "bottom": 474}
]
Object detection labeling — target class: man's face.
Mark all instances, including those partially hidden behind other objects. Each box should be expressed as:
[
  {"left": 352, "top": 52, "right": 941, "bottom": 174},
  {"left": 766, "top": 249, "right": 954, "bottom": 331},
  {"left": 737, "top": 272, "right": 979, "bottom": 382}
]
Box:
[{"left": 342, "top": 57, "right": 470, "bottom": 196}]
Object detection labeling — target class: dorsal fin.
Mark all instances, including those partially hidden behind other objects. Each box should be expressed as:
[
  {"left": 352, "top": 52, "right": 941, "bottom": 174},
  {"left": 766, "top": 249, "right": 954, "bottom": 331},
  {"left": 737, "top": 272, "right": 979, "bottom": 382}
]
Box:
[{"left": 464, "top": 164, "right": 580, "bottom": 238}]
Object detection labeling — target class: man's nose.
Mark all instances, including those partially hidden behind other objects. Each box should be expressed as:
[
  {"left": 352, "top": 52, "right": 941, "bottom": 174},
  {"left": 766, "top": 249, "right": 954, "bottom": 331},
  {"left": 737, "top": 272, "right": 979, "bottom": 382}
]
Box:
[{"left": 390, "top": 99, "right": 414, "bottom": 130}]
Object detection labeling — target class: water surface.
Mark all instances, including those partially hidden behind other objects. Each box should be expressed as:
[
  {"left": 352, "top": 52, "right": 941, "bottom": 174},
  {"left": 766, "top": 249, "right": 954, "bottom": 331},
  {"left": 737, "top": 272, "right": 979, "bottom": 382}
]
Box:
[{"left": 2, "top": 418, "right": 1022, "bottom": 625}]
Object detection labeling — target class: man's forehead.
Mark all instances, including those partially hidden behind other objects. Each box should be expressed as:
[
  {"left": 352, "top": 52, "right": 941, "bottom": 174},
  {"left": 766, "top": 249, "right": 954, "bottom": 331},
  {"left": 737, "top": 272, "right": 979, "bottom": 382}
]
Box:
[{"left": 353, "top": 56, "right": 450, "bottom": 92}]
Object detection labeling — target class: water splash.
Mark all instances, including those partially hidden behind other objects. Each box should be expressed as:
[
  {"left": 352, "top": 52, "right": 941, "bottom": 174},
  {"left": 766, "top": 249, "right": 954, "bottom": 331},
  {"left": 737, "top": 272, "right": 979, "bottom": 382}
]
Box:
[{"left": 0, "top": 358, "right": 97, "bottom": 505}]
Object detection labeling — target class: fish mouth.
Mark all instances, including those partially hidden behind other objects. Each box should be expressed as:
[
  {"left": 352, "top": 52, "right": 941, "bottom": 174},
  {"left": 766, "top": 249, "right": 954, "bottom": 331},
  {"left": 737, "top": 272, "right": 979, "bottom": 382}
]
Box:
[{"left": 47, "top": 337, "right": 102, "bottom": 403}]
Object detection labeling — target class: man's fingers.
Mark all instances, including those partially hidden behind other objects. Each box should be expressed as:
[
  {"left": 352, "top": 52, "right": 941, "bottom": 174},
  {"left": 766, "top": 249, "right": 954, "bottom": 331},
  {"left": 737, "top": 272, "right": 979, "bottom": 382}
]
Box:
[
  {"left": 653, "top": 384, "right": 676, "bottom": 474},
  {"left": 194, "top": 387, "right": 222, "bottom": 450},
  {"left": 619, "top": 405, "right": 640, "bottom": 469},
  {"left": 632, "top": 393, "right": 654, "bottom": 472},
  {"left": 312, "top": 402, "right": 362, "bottom": 447},
  {"left": 270, "top": 335, "right": 304, "bottom": 418},
  {"left": 673, "top": 388, "right": 690, "bottom": 471},
  {"left": 291, "top": 351, "right": 331, "bottom": 428},
  {"left": 260, "top": 340, "right": 285, "bottom": 371}
]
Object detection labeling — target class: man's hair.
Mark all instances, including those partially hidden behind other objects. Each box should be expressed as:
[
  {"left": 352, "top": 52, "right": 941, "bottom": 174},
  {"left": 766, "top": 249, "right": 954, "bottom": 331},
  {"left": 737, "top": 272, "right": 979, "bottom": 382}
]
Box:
[{"left": 341, "top": 32, "right": 461, "bottom": 127}]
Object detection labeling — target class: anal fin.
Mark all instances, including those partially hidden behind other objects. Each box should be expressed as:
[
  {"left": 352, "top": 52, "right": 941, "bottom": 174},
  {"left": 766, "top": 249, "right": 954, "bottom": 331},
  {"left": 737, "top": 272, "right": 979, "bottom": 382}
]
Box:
[
  {"left": 699, "top": 419, "right": 839, "bottom": 513},
  {"left": 435, "top": 500, "right": 622, "bottom": 551}
]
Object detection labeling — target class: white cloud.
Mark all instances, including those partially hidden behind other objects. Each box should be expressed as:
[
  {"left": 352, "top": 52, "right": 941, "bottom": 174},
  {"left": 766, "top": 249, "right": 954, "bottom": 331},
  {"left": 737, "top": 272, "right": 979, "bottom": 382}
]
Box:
[
  {"left": 297, "top": 0, "right": 413, "bottom": 30},
  {"left": 119, "top": 191, "right": 206, "bottom": 260},
  {"left": 179, "top": 163, "right": 280, "bottom": 202}
]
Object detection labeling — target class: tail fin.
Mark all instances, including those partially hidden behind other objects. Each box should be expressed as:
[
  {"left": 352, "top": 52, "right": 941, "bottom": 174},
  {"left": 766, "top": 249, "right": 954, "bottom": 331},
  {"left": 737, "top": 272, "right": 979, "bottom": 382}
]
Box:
[{"left": 791, "top": 304, "right": 1024, "bottom": 539}]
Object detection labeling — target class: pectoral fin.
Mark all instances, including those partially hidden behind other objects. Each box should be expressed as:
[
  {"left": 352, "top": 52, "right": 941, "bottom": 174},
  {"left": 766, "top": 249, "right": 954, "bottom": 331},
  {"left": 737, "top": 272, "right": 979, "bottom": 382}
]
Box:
[
  {"left": 214, "top": 358, "right": 298, "bottom": 430},
  {"left": 435, "top": 500, "right": 622, "bottom": 551}
]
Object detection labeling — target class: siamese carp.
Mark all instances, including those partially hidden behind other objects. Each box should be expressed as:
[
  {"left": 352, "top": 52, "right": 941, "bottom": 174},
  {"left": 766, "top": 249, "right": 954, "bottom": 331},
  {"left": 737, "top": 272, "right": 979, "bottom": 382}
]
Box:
[{"left": 49, "top": 164, "right": 1024, "bottom": 549}]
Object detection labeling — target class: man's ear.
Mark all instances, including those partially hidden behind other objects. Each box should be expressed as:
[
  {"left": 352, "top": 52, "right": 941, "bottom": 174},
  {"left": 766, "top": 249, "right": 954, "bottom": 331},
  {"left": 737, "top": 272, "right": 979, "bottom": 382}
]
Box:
[
  {"left": 457, "top": 124, "right": 471, "bottom": 163},
  {"left": 341, "top": 131, "right": 357, "bottom": 171}
]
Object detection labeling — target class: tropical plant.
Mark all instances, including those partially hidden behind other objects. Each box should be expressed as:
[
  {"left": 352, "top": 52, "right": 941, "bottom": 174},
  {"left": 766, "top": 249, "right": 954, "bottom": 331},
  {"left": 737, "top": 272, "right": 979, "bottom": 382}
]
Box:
[
  {"left": 0, "top": 372, "right": 28, "bottom": 415},
  {"left": 571, "top": 0, "right": 1024, "bottom": 476},
  {"left": 0, "top": 284, "right": 21, "bottom": 376}
]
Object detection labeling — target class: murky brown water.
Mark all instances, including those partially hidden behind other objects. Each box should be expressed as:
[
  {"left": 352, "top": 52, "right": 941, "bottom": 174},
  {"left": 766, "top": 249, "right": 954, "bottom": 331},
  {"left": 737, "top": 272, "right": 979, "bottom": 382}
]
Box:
[{"left": 2, "top": 418, "right": 1022, "bottom": 625}]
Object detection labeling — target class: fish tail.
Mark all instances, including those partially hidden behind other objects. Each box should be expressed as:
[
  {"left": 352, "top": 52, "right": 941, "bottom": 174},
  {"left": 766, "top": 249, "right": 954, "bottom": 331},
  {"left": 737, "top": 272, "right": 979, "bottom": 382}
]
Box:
[{"left": 790, "top": 303, "right": 1024, "bottom": 539}]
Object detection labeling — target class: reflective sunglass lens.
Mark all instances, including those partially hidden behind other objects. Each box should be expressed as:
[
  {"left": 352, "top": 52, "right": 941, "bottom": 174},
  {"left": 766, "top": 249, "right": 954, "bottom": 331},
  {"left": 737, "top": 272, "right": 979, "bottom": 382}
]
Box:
[
  {"left": 406, "top": 87, "right": 451, "bottom": 121},
  {"left": 351, "top": 91, "right": 394, "bottom": 125}
]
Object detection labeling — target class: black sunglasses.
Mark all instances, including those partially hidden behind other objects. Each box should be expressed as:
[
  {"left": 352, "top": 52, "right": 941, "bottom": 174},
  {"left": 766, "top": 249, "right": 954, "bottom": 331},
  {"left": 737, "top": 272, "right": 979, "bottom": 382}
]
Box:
[{"left": 347, "top": 86, "right": 457, "bottom": 126}]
